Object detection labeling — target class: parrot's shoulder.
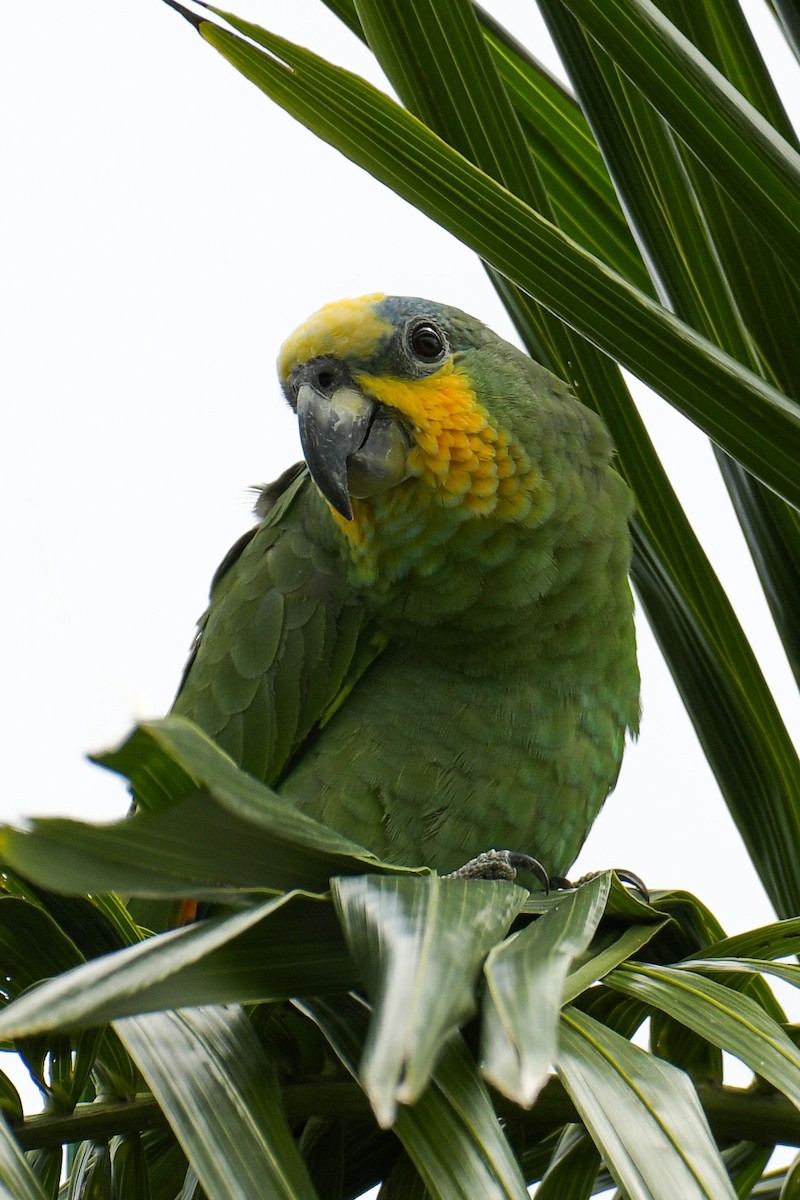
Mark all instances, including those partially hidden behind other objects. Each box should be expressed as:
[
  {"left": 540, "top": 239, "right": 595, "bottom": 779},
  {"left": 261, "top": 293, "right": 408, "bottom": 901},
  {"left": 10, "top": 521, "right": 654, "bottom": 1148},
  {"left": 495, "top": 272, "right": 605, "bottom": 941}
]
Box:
[
  {"left": 252, "top": 461, "right": 308, "bottom": 522},
  {"left": 172, "top": 465, "right": 372, "bottom": 783},
  {"left": 202, "top": 462, "right": 308, "bottom": 600}
]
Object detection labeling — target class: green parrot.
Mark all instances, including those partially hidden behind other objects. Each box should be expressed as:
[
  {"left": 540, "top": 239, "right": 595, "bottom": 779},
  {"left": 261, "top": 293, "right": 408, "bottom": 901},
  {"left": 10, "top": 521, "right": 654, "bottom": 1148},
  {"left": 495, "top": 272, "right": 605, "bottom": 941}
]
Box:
[{"left": 172, "top": 294, "right": 639, "bottom": 878}]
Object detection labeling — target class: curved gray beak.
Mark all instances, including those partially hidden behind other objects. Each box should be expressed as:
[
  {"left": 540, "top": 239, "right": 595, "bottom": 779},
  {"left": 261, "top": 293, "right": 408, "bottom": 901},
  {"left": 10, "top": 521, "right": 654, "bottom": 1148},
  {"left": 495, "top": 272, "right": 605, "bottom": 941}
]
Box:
[{"left": 296, "top": 382, "right": 376, "bottom": 520}]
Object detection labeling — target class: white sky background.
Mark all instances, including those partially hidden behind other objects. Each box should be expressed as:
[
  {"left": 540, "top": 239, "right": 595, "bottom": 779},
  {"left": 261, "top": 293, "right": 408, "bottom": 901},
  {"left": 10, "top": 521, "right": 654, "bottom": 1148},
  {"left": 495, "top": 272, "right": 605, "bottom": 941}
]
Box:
[{"left": 2, "top": 0, "right": 800, "bottom": 1171}]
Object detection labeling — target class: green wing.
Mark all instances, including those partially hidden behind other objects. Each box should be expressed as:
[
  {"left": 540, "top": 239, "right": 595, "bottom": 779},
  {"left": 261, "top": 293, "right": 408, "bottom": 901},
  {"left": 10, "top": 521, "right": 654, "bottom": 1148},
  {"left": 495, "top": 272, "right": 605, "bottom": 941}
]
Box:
[{"left": 171, "top": 465, "right": 368, "bottom": 784}]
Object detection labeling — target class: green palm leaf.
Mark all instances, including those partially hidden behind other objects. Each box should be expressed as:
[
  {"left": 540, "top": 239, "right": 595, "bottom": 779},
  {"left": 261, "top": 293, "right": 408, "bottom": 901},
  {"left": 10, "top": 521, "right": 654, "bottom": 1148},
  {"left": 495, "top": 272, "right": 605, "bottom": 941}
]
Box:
[
  {"left": 607, "top": 962, "right": 800, "bottom": 1109},
  {"left": 0, "top": 1120, "right": 49, "bottom": 1200},
  {"left": 481, "top": 873, "right": 610, "bottom": 1106},
  {"left": 116, "top": 1006, "right": 319, "bottom": 1200},
  {"left": 331, "top": 874, "right": 526, "bottom": 1125},
  {"left": 558, "top": 1007, "right": 737, "bottom": 1199}
]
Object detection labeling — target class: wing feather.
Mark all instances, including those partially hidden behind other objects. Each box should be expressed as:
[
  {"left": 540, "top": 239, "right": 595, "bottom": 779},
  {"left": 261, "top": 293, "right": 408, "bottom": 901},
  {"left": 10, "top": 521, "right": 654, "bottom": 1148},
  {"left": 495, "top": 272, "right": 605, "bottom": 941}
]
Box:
[{"left": 171, "top": 466, "right": 370, "bottom": 784}]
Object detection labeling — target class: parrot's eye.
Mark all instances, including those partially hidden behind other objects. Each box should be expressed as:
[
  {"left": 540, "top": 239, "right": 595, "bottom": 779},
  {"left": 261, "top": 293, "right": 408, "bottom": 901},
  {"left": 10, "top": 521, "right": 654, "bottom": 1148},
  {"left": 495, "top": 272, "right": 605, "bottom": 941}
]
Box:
[{"left": 408, "top": 320, "right": 447, "bottom": 363}]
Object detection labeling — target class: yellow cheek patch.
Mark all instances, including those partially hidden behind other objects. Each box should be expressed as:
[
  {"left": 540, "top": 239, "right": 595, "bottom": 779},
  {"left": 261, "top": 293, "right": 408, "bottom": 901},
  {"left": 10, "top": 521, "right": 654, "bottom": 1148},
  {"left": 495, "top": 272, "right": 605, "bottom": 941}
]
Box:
[
  {"left": 354, "top": 362, "right": 538, "bottom": 518},
  {"left": 277, "top": 294, "right": 392, "bottom": 384}
]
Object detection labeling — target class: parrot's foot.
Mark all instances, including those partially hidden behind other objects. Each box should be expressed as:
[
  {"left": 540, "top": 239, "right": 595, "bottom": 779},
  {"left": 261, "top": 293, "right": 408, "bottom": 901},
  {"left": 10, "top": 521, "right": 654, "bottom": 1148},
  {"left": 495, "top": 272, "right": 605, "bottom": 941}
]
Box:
[
  {"left": 444, "top": 849, "right": 549, "bottom": 890},
  {"left": 549, "top": 867, "right": 649, "bottom": 902}
]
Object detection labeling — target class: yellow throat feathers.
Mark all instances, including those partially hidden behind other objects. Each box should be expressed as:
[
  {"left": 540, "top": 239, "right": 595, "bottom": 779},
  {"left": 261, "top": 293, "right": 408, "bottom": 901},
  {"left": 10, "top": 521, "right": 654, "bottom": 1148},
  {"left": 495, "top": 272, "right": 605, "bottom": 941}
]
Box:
[{"left": 329, "top": 361, "right": 551, "bottom": 591}]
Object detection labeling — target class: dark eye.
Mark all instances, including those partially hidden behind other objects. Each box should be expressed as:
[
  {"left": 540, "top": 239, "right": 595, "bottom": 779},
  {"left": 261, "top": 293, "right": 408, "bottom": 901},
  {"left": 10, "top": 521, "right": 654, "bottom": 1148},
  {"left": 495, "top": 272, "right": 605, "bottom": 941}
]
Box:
[{"left": 409, "top": 320, "right": 446, "bottom": 362}]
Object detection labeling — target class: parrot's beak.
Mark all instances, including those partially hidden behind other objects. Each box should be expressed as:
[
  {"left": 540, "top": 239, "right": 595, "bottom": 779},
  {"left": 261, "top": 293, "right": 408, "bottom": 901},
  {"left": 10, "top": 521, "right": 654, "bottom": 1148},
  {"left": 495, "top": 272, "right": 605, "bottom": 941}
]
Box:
[{"left": 296, "top": 382, "right": 410, "bottom": 521}]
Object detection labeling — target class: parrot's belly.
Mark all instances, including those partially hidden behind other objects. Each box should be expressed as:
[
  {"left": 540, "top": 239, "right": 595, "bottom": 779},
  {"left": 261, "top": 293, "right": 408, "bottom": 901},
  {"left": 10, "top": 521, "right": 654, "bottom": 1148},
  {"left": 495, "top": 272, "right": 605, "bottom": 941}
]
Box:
[{"left": 279, "top": 645, "right": 621, "bottom": 876}]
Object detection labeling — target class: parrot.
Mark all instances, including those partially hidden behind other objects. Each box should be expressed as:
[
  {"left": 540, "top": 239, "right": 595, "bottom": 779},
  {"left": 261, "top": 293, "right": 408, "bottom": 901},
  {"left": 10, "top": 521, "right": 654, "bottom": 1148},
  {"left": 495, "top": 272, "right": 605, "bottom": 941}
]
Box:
[{"left": 171, "top": 293, "right": 639, "bottom": 879}]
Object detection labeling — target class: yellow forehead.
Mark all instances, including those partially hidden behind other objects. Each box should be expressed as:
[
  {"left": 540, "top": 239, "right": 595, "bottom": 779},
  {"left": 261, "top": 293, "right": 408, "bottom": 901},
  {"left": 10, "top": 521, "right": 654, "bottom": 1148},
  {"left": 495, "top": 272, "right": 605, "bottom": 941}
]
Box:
[{"left": 277, "top": 294, "right": 392, "bottom": 382}]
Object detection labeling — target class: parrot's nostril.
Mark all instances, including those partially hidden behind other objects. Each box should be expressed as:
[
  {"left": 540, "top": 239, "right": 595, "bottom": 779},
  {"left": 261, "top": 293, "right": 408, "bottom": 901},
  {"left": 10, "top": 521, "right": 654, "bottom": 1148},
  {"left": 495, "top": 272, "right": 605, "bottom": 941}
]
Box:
[{"left": 301, "top": 357, "right": 350, "bottom": 395}]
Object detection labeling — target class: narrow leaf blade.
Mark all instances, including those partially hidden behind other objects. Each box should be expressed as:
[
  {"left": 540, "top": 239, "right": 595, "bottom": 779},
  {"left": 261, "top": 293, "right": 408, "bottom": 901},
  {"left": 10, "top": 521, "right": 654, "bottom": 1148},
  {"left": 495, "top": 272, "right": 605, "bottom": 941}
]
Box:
[
  {"left": 0, "top": 719, "right": 403, "bottom": 901},
  {"left": 558, "top": 1006, "right": 736, "bottom": 1199},
  {"left": 607, "top": 963, "right": 800, "bottom": 1110},
  {"left": 331, "top": 874, "right": 525, "bottom": 1125},
  {"left": 481, "top": 873, "right": 610, "bottom": 1105},
  {"left": 115, "top": 1006, "right": 319, "bottom": 1200},
  {"left": 558, "top": 0, "right": 800, "bottom": 270},
  {"left": 0, "top": 1118, "right": 49, "bottom": 1200},
  {"left": 0, "top": 892, "right": 355, "bottom": 1037}
]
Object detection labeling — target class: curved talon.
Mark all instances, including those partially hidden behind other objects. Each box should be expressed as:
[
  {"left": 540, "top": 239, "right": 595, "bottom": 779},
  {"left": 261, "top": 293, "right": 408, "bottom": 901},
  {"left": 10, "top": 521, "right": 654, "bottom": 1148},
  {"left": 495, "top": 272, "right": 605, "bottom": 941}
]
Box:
[
  {"left": 505, "top": 852, "right": 550, "bottom": 893},
  {"left": 612, "top": 868, "right": 650, "bottom": 902},
  {"left": 547, "top": 867, "right": 650, "bottom": 902}
]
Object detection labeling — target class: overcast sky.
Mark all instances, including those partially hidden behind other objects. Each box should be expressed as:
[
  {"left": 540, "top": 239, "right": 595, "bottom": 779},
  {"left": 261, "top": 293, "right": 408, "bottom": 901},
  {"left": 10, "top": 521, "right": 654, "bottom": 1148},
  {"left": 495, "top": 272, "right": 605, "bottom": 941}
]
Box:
[{"left": 2, "top": 0, "right": 800, "bottom": 1142}]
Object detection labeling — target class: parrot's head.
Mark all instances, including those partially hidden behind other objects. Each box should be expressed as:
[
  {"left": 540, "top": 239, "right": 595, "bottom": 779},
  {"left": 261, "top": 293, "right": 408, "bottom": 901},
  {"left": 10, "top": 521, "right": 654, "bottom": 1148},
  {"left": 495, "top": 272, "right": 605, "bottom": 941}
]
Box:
[
  {"left": 277, "top": 293, "right": 614, "bottom": 590},
  {"left": 280, "top": 294, "right": 550, "bottom": 503}
]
